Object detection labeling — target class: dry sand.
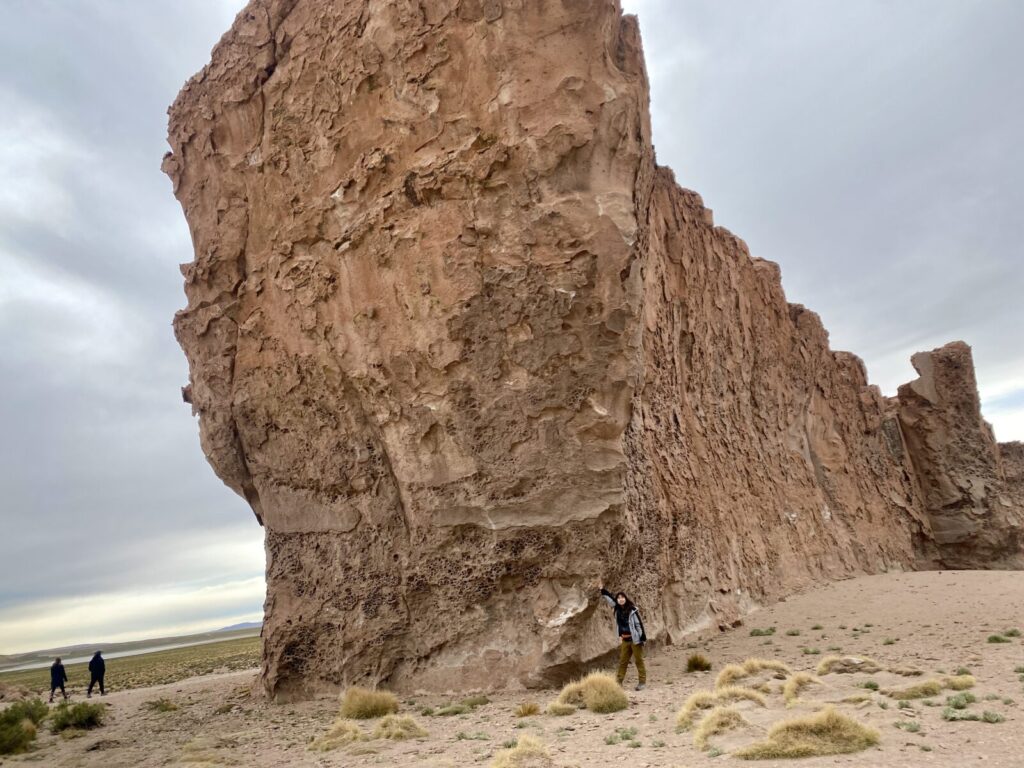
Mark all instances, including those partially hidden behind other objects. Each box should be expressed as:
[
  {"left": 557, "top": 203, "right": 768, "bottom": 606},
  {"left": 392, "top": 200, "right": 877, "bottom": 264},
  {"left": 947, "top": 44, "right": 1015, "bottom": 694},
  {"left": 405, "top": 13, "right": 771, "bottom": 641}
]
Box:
[{"left": 5, "top": 570, "right": 1023, "bottom": 767}]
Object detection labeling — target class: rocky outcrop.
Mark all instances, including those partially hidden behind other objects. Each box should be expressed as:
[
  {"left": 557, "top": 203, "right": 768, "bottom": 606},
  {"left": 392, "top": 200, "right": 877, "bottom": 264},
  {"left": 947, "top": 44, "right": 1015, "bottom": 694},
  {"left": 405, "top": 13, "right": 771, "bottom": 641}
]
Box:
[
  {"left": 165, "top": 0, "right": 1022, "bottom": 699},
  {"left": 897, "top": 342, "right": 1024, "bottom": 568}
]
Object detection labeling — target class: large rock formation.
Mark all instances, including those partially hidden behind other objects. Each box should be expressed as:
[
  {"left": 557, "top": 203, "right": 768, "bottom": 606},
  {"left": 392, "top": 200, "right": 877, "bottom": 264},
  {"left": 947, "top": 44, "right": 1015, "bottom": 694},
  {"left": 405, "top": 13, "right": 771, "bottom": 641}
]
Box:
[
  {"left": 897, "top": 342, "right": 1024, "bottom": 568},
  {"left": 165, "top": 0, "right": 1023, "bottom": 699}
]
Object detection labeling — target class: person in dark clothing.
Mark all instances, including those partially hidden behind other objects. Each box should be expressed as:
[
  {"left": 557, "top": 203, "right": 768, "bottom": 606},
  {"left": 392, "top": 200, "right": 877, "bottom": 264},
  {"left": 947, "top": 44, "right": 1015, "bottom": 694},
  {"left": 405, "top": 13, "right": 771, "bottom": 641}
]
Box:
[
  {"left": 49, "top": 657, "right": 69, "bottom": 703},
  {"left": 599, "top": 582, "right": 647, "bottom": 690},
  {"left": 87, "top": 651, "right": 106, "bottom": 697}
]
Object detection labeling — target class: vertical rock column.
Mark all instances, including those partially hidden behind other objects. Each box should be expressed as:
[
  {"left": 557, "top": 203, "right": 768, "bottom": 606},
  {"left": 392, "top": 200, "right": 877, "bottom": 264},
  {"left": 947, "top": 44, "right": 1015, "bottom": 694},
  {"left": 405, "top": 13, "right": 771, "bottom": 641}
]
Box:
[{"left": 897, "top": 341, "right": 1024, "bottom": 567}]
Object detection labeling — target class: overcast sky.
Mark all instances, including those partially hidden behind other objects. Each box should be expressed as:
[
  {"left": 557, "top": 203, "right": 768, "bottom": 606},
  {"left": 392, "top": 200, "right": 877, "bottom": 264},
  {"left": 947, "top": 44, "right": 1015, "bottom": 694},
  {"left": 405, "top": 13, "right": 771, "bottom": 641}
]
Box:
[{"left": 1, "top": 0, "right": 1021, "bottom": 654}]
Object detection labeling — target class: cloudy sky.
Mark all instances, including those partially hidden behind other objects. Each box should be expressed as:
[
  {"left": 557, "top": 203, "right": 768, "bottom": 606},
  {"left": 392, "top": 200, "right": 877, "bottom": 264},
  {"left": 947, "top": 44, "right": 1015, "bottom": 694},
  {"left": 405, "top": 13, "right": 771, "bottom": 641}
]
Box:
[{"left": 1, "top": 0, "right": 1021, "bottom": 654}]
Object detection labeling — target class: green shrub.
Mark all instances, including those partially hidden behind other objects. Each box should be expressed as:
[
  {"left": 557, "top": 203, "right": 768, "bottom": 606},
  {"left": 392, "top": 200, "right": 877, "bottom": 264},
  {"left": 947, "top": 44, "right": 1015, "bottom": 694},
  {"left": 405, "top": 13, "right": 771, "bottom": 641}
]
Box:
[
  {"left": 50, "top": 702, "right": 105, "bottom": 732},
  {"left": 0, "top": 720, "right": 37, "bottom": 756},
  {"left": 1004, "top": 629, "right": 1021, "bottom": 638},
  {"left": 785, "top": 629, "right": 801, "bottom": 637},
  {"left": 987, "top": 635, "right": 1010, "bottom": 644},
  {"left": 749, "top": 628, "right": 775, "bottom": 637}
]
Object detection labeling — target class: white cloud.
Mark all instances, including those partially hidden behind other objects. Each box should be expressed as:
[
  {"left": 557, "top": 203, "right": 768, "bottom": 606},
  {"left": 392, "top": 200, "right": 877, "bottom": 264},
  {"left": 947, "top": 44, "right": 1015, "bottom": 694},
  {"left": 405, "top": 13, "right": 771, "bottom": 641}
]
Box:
[{"left": 0, "top": 576, "right": 266, "bottom": 654}]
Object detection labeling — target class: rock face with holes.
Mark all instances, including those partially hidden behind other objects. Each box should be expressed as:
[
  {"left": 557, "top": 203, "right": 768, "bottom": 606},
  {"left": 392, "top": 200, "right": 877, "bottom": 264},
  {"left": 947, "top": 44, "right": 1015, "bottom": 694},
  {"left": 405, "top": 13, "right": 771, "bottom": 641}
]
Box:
[
  {"left": 897, "top": 342, "right": 1024, "bottom": 568},
  {"left": 165, "top": 0, "right": 1021, "bottom": 699}
]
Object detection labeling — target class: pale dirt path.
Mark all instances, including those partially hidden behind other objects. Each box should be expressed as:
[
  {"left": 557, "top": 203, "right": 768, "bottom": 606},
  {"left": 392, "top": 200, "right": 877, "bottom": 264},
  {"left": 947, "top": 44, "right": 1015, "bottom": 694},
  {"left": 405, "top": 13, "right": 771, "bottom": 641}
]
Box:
[{"left": 4, "top": 570, "right": 1023, "bottom": 767}]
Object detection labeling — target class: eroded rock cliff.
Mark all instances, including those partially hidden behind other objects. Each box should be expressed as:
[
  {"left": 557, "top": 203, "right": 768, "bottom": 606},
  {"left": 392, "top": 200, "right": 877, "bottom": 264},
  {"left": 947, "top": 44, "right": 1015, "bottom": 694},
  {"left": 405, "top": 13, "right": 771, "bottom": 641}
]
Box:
[{"left": 165, "top": 0, "right": 1022, "bottom": 699}]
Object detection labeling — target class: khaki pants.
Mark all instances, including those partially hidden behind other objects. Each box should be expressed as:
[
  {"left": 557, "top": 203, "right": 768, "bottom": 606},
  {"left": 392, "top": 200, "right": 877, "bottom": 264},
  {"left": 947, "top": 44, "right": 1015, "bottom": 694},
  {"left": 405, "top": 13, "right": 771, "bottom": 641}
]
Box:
[{"left": 616, "top": 640, "right": 646, "bottom": 684}]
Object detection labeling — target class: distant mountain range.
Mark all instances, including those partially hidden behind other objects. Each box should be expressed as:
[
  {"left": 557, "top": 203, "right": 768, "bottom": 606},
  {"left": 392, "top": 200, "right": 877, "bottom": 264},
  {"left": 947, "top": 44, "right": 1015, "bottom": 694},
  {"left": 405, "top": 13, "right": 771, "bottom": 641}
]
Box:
[{"left": 0, "top": 622, "right": 262, "bottom": 672}]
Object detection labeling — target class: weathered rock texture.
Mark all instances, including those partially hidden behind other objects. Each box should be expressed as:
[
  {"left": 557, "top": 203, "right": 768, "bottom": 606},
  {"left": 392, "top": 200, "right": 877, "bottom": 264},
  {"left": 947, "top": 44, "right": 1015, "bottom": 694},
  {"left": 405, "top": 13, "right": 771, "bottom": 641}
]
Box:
[
  {"left": 165, "top": 0, "right": 1023, "bottom": 699},
  {"left": 897, "top": 342, "right": 1024, "bottom": 568}
]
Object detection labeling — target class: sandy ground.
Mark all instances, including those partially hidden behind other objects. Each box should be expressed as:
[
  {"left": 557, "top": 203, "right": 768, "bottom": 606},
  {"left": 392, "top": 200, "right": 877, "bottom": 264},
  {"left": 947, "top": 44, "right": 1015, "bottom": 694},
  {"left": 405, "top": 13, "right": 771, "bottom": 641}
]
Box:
[{"left": 5, "top": 570, "right": 1024, "bottom": 768}]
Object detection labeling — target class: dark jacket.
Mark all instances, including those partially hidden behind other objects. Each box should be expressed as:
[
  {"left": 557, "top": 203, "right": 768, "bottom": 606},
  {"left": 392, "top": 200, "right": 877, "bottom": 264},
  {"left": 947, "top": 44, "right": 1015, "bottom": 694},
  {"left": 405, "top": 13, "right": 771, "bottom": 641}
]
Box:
[
  {"left": 600, "top": 589, "right": 646, "bottom": 645},
  {"left": 50, "top": 662, "right": 67, "bottom": 685},
  {"left": 89, "top": 653, "right": 105, "bottom": 677}
]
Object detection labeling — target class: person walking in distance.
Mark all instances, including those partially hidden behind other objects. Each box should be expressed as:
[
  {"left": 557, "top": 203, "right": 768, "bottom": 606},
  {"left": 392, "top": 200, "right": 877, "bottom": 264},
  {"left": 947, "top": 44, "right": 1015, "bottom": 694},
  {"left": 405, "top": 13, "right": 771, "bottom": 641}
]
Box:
[
  {"left": 49, "top": 657, "right": 69, "bottom": 703},
  {"left": 599, "top": 582, "right": 647, "bottom": 690},
  {"left": 87, "top": 651, "right": 106, "bottom": 697}
]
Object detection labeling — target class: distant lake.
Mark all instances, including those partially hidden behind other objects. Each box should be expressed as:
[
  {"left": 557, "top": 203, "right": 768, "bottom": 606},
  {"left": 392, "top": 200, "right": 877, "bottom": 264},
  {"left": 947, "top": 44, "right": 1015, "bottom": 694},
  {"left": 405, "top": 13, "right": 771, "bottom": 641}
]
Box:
[{"left": 3, "top": 634, "right": 258, "bottom": 673}]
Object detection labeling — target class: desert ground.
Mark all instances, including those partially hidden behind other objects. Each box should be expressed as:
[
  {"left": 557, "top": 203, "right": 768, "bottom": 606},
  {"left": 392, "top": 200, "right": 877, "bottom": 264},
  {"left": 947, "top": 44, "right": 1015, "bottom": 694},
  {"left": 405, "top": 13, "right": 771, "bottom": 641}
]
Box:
[{"left": 3, "top": 570, "right": 1023, "bottom": 768}]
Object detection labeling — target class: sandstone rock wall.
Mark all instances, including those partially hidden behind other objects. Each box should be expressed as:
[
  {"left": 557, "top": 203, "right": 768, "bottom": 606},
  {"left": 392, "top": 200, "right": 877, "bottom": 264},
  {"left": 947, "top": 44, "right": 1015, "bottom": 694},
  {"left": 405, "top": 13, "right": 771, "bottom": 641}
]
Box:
[
  {"left": 896, "top": 342, "right": 1024, "bottom": 568},
  {"left": 165, "top": 0, "right": 1022, "bottom": 699}
]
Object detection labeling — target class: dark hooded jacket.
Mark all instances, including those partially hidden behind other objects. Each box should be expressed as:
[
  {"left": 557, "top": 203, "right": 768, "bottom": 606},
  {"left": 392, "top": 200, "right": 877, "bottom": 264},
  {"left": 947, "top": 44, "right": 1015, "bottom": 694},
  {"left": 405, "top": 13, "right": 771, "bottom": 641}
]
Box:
[
  {"left": 50, "top": 661, "right": 67, "bottom": 686},
  {"left": 89, "top": 653, "right": 105, "bottom": 677}
]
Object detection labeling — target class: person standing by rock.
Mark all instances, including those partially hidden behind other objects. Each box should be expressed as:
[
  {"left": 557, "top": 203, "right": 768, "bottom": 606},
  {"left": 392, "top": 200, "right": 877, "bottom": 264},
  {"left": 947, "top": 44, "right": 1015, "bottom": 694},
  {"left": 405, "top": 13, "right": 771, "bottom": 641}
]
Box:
[
  {"left": 599, "top": 583, "right": 647, "bottom": 690},
  {"left": 49, "top": 657, "right": 68, "bottom": 703},
  {"left": 87, "top": 651, "right": 106, "bottom": 697}
]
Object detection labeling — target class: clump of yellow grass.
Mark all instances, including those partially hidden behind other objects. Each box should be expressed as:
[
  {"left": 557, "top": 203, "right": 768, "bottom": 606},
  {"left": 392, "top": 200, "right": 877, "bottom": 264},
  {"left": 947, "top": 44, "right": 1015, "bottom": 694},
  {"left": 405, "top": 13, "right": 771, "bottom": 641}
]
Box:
[
  {"left": 309, "top": 720, "right": 363, "bottom": 751},
  {"left": 676, "top": 686, "right": 766, "bottom": 729},
  {"left": 944, "top": 675, "right": 975, "bottom": 691},
  {"left": 816, "top": 655, "right": 881, "bottom": 675},
  {"left": 734, "top": 706, "right": 879, "bottom": 759},
  {"left": 490, "top": 734, "right": 552, "bottom": 768},
  {"left": 372, "top": 715, "right": 427, "bottom": 740},
  {"left": 545, "top": 702, "right": 575, "bottom": 716},
  {"left": 693, "top": 706, "right": 748, "bottom": 750},
  {"left": 515, "top": 702, "right": 540, "bottom": 718},
  {"left": 338, "top": 687, "right": 399, "bottom": 719},
  {"left": 782, "top": 672, "right": 818, "bottom": 707},
  {"left": 886, "top": 679, "right": 945, "bottom": 700},
  {"left": 715, "top": 658, "right": 792, "bottom": 689},
  {"left": 557, "top": 672, "right": 628, "bottom": 713}
]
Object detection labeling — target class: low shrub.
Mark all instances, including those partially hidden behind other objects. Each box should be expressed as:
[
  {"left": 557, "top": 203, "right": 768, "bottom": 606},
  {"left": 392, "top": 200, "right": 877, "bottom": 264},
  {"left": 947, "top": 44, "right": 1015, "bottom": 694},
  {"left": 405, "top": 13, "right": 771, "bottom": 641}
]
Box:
[
  {"left": 557, "top": 672, "right": 628, "bottom": 714},
  {"left": 749, "top": 628, "right": 775, "bottom": 637},
  {"left": 50, "top": 702, "right": 105, "bottom": 733},
  {"left": 687, "top": 653, "right": 712, "bottom": 672},
  {"left": 816, "top": 655, "right": 881, "bottom": 676},
  {"left": 144, "top": 698, "right": 178, "bottom": 713},
  {"left": 694, "top": 707, "right": 747, "bottom": 750},
  {"left": 373, "top": 715, "right": 427, "bottom": 740},
  {"left": 946, "top": 692, "right": 977, "bottom": 710},
  {"left": 887, "top": 680, "right": 944, "bottom": 700},
  {"left": 987, "top": 635, "right": 1011, "bottom": 644},
  {"left": 676, "top": 686, "right": 765, "bottom": 729},
  {"left": 490, "top": 734, "right": 551, "bottom": 768},
  {"left": 338, "top": 687, "right": 399, "bottom": 719},
  {"left": 782, "top": 673, "right": 817, "bottom": 706},
  {"left": 309, "top": 720, "right": 363, "bottom": 751},
  {"left": 545, "top": 702, "right": 575, "bottom": 716},
  {"left": 515, "top": 702, "right": 540, "bottom": 718},
  {"left": 945, "top": 675, "right": 975, "bottom": 691},
  {"left": 734, "top": 706, "right": 879, "bottom": 759}
]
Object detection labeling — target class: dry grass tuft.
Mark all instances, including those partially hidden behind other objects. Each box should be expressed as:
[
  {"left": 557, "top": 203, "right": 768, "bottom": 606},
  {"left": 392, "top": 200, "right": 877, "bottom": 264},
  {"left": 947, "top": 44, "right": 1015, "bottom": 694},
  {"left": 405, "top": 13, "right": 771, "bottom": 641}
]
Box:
[
  {"left": 515, "top": 702, "right": 540, "bottom": 718},
  {"left": 545, "top": 702, "right": 575, "bottom": 716},
  {"left": 309, "top": 720, "right": 363, "bottom": 752},
  {"left": 715, "top": 663, "right": 749, "bottom": 689},
  {"left": 676, "top": 686, "right": 765, "bottom": 729},
  {"left": 782, "top": 673, "right": 817, "bottom": 707},
  {"left": 734, "top": 706, "right": 879, "bottom": 759},
  {"left": 556, "top": 672, "right": 628, "bottom": 713},
  {"left": 694, "top": 706, "right": 748, "bottom": 750},
  {"left": 338, "top": 687, "right": 399, "bottom": 719},
  {"left": 816, "top": 655, "right": 881, "bottom": 675},
  {"left": 490, "top": 734, "right": 552, "bottom": 768},
  {"left": 372, "top": 715, "right": 427, "bottom": 740},
  {"left": 887, "top": 679, "right": 945, "bottom": 700},
  {"left": 715, "top": 658, "right": 791, "bottom": 689},
  {"left": 944, "top": 675, "right": 975, "bottom": 691},
  {"left": 687, "top": 653, "right": 713, "bottom": 672}
]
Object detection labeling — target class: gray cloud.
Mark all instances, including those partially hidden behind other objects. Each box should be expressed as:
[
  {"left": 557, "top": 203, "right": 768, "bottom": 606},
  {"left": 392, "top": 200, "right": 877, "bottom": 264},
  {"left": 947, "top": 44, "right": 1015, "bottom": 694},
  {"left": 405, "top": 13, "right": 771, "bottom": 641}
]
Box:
[{"left": 1, "top": 0, "right": 1022, "bottom": 651}]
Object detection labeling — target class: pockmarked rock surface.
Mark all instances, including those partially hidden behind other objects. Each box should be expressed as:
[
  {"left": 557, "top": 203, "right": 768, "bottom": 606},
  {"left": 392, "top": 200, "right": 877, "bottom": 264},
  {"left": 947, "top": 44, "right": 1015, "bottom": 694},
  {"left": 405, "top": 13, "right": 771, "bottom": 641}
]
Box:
[{"left": 164, "top": 0, "right": 1024, "bottom": 699}]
